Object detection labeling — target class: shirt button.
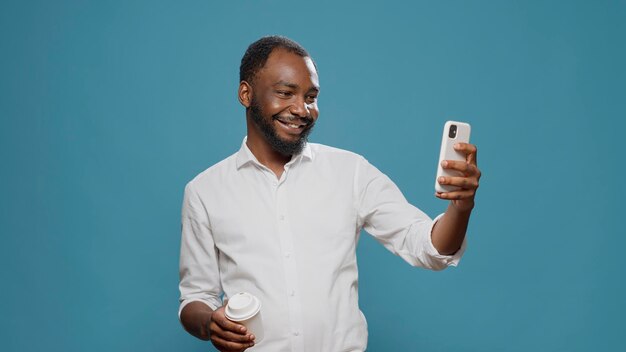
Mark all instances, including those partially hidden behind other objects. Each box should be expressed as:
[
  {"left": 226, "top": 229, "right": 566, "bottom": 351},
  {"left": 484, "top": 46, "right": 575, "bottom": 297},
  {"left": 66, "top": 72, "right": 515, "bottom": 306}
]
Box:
[
  {"left": 279, "top": 215, "right": 285, "bottom": 220},
  {"left": 284, "top": 252, "right": 291, "bottom": 258},
  {"left": 290, "top": 290, "right": 295, "bottom": 297},
  {"left": 293, "top": 331, "right": 299, "bottom": 336}
]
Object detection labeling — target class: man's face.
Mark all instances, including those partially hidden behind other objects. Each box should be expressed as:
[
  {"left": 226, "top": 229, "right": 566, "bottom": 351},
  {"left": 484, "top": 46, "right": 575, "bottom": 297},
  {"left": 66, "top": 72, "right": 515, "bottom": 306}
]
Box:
[{"left": 247, "top": 49, "right": 320, "bottom": 156}]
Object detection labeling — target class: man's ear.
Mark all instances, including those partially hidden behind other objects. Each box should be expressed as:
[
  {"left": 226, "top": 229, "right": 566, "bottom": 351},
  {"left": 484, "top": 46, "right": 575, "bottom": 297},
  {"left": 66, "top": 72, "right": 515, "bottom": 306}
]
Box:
[{"left": 238, "top": 81, "right": 252, "bottom": 108}]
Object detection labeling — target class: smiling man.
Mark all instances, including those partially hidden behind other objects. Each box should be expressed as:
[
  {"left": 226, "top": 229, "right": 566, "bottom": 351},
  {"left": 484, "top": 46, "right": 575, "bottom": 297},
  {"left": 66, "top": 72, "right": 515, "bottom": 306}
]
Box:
[{"left": 179, "top": 36, "right": 481, "bottom": 352}]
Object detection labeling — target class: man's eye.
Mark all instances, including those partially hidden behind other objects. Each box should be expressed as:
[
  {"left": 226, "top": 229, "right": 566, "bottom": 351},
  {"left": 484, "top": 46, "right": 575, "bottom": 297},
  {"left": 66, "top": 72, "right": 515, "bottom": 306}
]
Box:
[
  {"left": 306, "top": 95, "right": 318, "bottom": 103},
  {"left": 277, "top": 91, "right": 292, "bottom": 97}
]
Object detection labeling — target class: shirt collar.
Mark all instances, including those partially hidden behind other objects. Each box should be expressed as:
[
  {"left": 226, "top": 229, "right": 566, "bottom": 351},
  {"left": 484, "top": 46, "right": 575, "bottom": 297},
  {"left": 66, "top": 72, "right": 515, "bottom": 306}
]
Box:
[{"left": 235, "top": 136, "right": 314, "bottom": 170}]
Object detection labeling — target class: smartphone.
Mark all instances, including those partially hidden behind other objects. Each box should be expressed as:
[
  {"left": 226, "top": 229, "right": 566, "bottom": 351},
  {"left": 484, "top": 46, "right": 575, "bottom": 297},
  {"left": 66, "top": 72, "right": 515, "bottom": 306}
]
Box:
[{"left": 435, "top": 121, "right": 471, "bottom": 193}]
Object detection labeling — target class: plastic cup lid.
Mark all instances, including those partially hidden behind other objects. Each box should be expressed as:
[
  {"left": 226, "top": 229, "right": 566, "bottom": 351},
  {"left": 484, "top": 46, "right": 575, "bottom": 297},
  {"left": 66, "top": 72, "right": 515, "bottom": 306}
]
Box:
[{"left": 225, "top": 292, "right": 261, "bottom": 321}]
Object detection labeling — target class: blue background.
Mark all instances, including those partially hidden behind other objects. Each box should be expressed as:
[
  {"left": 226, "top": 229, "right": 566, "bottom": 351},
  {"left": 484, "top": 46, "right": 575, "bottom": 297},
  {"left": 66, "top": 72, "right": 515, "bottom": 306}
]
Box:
[{"left": 1, "top": 1, "right": 624, "bottom": 351}]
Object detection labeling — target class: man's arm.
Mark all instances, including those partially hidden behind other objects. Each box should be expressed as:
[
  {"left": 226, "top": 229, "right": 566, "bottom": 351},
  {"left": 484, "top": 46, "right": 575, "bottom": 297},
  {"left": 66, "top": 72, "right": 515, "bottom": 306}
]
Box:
[
  {"left": 179, "top": 183, "right": 254, "bottom": 351},
  {"left": 431, "top": 142, "right": 481, "bottom": 255}
]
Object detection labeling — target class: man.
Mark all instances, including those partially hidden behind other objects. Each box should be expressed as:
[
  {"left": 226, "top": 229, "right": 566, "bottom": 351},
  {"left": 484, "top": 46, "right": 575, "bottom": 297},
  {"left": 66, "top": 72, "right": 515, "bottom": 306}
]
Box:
[{"left": 179, "top": 36, "right": 480, "bottom": 352}]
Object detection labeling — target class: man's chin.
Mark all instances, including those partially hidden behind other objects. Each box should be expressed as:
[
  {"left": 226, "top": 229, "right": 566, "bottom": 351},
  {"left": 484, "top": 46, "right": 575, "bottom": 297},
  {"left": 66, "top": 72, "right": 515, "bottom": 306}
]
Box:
[
  {"left": 270, "top": 135, "right": 307, "bottom": 156},
  {"left": 276, "top": 133, "right": 303, "bottom": 144},
  {"left": 275, "top": 126, "right": 311, "bottom": 145}
]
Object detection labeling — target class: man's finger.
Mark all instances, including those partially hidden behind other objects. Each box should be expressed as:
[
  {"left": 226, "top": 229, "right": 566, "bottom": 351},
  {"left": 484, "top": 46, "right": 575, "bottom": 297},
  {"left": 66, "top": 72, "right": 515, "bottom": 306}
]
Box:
[
  {"left": 210, "top": 322, "right": 255, "bottom": 343},
  {"left": 454, "top": 143, "right": 478, "bottom": 165},
  {"left": 468, "top": 150, "right": 477, "bottom": 165},
  {"left": 214, "top": 314, "right": 248, "bottom": 334},
  {"left": 454, "top": 142, "right": 477, "bottom": 154},
  {"left": 210, "top": 333, "right": 253, "bottom": 352},
  {"left": 435, "top": 189, "right": 476, "bottom": 200},
  {"left": 437, "top": 176, "right": 479, "bottom": 190},
  {"left": 441, "top": 160, "right": 479, "bottom": 175},
  {"left": 212, "top": 305, "right": 248, "bottom": 333}
]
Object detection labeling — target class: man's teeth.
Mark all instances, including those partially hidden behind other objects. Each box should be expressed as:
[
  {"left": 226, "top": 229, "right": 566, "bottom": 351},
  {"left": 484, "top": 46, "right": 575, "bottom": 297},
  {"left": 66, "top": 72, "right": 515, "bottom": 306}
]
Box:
[{"left": 279, "top": 120, "right": 302, "bottom": 128}]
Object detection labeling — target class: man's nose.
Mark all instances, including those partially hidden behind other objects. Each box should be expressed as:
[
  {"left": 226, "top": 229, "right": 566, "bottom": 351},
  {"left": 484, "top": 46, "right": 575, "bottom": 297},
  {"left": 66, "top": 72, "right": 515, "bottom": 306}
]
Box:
[{"left": 289, "top": 97, "right": 309, "bottom": 118}]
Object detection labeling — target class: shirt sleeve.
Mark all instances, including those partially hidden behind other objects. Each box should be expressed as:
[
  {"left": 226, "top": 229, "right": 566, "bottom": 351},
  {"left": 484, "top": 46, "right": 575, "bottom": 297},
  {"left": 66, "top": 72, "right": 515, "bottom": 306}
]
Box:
[
  {"left": 178, "top": 182, "right": 223, "bottom": 318},
  {"left": 354, "top": 157, "right": 467, "bottom": 271}
]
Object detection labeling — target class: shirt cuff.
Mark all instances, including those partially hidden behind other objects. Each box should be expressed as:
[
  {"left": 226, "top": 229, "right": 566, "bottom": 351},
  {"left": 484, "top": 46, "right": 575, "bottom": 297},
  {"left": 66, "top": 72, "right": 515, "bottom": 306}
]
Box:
[{"left": 425, "top": 213, "right": 468, "bottom": 269}]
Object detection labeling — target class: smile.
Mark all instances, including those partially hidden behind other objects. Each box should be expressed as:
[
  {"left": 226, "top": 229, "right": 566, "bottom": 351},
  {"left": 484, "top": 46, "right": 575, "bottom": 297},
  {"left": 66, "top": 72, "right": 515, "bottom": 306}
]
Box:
[{"left": 275, "top": 118, "right": 308, "bottom": 133}]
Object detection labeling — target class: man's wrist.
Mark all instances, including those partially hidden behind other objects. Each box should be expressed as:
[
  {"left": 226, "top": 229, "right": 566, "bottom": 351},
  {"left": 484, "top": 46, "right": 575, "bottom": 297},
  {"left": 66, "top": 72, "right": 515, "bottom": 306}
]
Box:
[
  {"left": 449, "top": 200, "right": 474, "bottom": 214},
  {"left": 181, "top": 301, "right": 214, "bottom": 340}
]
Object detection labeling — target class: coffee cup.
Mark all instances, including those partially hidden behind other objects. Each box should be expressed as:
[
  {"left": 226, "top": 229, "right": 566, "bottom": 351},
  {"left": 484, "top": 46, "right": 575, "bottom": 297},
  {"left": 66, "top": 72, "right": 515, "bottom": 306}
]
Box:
[{"left": 225, "top": 292, "right": 264, "bottom": 343}]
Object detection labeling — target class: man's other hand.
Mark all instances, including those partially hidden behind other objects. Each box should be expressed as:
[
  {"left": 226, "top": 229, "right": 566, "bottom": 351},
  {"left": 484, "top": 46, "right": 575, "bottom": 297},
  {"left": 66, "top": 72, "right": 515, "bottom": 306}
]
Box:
[
  {"left": 180, "top": 301, "right": 255, "bottom": 352},
  {"left": 208, "top": 302, "right": 256, "bottom": 352}
]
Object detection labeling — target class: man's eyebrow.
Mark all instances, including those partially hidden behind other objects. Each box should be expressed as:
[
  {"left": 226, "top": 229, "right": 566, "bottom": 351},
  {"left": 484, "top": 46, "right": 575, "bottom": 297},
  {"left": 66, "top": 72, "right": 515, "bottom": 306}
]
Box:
[
  {"left": 273, "top": 81, "right": 320, "bottom": 92},
  {"left": 273, "top": 81, "right": 299, "bottom": 89}
]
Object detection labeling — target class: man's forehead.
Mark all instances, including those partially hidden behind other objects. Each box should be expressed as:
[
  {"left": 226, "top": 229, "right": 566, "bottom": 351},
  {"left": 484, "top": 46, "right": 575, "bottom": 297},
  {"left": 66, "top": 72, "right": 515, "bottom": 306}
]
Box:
[{"left": 259, "top": 49, "right": 319, "bottom": 84}]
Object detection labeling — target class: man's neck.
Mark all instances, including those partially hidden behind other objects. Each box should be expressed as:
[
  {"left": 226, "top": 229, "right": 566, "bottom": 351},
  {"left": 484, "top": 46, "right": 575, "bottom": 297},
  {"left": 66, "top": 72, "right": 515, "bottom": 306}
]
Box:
[{"left": 245, "top": 128, "right": 291, "bottom": 179}]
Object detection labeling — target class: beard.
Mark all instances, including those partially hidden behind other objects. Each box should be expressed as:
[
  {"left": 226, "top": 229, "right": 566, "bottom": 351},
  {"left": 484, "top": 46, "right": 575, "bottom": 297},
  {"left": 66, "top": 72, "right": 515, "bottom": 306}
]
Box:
[{"left": 248, "top": 98, "right": 315, "bottom": 156}]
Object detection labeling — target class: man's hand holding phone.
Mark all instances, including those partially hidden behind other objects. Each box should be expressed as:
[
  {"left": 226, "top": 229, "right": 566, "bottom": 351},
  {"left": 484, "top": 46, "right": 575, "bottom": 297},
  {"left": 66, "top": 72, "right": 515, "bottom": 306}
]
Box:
[
  {"left": 434, "top": 121, "right": 481, "bottom": 212},
  {"left": 436, "top": 142, "right": 481, "bottom": 212}
]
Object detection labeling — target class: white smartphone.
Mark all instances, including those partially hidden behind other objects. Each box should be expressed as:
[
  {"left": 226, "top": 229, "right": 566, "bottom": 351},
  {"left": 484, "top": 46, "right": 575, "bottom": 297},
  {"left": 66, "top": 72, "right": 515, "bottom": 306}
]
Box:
[{"left": 435, "top": 121, "right": 471, "bottom": 193}]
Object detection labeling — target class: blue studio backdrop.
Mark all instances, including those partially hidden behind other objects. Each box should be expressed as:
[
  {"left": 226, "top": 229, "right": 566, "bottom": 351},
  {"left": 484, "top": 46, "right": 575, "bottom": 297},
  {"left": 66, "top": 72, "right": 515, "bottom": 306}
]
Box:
[{"left": 1, "top": 1, "right": 624, "bottom": 351}]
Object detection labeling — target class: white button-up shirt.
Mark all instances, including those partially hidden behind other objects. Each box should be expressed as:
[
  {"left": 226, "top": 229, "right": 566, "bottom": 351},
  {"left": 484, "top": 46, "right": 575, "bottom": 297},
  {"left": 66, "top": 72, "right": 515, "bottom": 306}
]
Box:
[{"left": 179, "top": 138, "right": 466, "bottom": 351}]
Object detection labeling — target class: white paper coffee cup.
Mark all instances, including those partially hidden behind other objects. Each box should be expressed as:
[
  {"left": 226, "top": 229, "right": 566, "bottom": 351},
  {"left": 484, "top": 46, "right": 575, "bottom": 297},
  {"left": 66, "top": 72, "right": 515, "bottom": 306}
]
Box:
[{"left": 225, "top": 292, "right": 264, "bottom": 343}]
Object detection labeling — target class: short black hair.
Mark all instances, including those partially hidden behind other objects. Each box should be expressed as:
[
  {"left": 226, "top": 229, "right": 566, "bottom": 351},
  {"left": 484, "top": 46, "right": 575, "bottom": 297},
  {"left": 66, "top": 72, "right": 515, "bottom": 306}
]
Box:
[{"left": 239, "top": 35, "right": 314, "bottom": 84}]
